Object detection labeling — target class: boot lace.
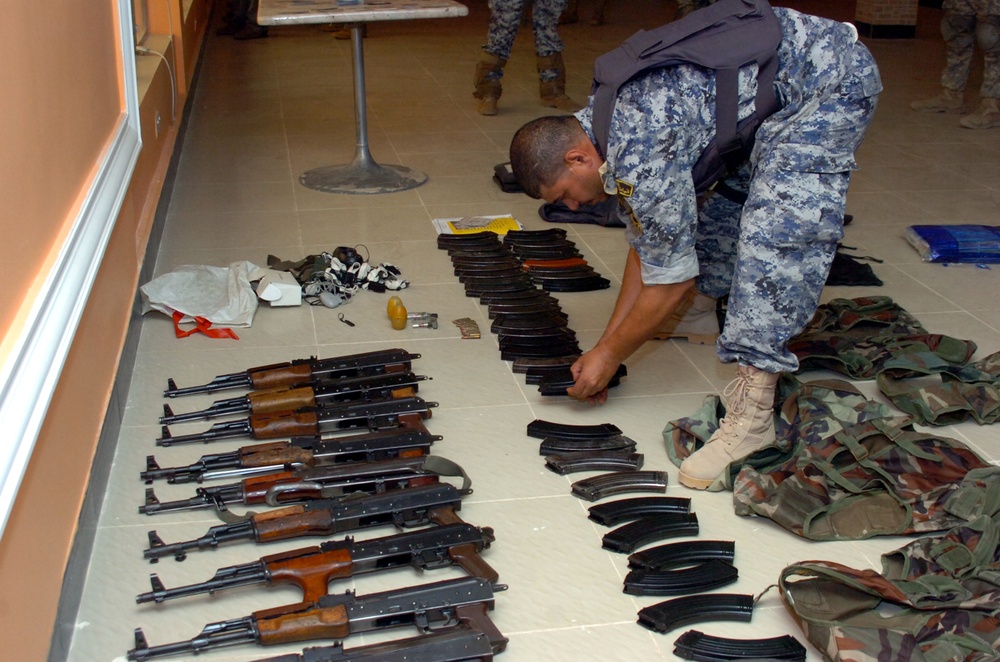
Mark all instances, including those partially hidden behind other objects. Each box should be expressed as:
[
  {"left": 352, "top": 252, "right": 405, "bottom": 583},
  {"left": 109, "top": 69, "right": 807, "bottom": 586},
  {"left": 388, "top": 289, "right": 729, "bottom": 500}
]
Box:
[
  {"left": 714, "top": 373, "right": 751, "bottom": 449},
  {"left": 721, "top": 373, "right": 750, "bottom": 416}
]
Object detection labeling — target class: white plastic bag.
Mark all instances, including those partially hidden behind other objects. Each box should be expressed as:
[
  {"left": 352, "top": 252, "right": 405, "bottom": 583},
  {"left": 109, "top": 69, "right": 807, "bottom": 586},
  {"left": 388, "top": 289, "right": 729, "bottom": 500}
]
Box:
[{"left": 140, "top": 261, "right": 260, "bottom": 328}]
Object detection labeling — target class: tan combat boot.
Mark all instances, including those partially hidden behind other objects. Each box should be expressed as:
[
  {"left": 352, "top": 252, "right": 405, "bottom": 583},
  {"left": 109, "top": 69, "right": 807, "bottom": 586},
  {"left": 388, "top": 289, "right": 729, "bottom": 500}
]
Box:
[
  {"left": 910, "top": 88, "right": 965, "bottom": 113},
  {"left": 651, "top": 291, "right": 720, "bottom": 344},
  {"left": 959, "top": 98, "right": 1000, "bottom": 129},
  {"left": 474, "top": 53, "right": 506, "bottom": 116},
  {"left": 678, "top": 364, "right": 779, "bottom": 490},
  {"left": 537, "top": 53, "right": 583, "bottom": 112}
]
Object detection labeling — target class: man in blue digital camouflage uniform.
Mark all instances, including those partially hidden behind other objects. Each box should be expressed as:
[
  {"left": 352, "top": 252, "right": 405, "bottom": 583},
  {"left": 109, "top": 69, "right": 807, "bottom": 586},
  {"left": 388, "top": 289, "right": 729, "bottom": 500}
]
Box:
[
  {"left": 509, "top": 7, "right": 882, "bottom": 489},
  {"left": 474, "top": 0, "right": 582, "bottom": 115}
]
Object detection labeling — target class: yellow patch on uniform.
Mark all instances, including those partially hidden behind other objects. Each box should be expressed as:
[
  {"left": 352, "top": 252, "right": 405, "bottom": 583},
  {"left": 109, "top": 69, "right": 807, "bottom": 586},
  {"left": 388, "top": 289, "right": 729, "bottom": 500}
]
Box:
[
  {"left": 617, "top": 196, "right": 641, "bottom": 233},
  {"left": 615, "top": 179, "right": 635, "bottom": 197}
]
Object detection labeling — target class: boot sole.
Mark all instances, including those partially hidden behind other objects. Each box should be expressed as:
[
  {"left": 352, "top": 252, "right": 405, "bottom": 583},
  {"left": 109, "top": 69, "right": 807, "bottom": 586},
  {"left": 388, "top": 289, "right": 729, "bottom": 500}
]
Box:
[{"left": 678, "top": 471, "right": 715, "bottom": 490}]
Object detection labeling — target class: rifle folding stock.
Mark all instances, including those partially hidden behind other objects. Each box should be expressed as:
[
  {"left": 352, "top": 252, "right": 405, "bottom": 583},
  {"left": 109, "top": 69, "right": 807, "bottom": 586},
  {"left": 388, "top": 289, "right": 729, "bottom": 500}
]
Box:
[
  {"left": 160, "top": 371, "right": 429, "bottom": 425},
  {"left": 143, "top": 483, "right": 466, "bottom": 562},
  {"left": 141, "top": 426, "right": 441, "bottom": 484},
  {"left": 248, "top": 625, "right": 497, "bottom": 662},
  {"left": 139, "top": 455, "right": 459, "bottom": 515},
  {"left": 136, "top": 522, "right": 499, "bottom": 604},
  {"left": 156, "top": 396, "right": 437, "bottom": 446},
  {"left": 127, "top": 577, "right": 507, "bottom": 660}
]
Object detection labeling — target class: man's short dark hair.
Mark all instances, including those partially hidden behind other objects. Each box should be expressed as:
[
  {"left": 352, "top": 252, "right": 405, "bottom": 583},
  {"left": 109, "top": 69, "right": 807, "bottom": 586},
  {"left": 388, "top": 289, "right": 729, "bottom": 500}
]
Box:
[{"left": 509, "top": 115, "right": 585, "bottom": 199}]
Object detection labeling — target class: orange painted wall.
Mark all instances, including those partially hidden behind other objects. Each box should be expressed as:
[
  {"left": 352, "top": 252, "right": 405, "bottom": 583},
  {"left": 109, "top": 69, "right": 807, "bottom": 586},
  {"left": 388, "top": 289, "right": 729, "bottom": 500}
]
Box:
[
  {"left": 0, "top": 0, "right": 206, "bottom": 658},
  {"left": 0, "top": 1, "right": 121, "bottom": 342}
]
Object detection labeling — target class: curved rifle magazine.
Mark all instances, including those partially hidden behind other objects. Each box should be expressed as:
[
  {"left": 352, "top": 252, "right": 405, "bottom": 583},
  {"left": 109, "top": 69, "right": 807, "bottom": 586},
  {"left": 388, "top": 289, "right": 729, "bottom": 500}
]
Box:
[
  {"left": 601, "top": 512, "right": 700, "bottom": 553},
  {"left": 623, "top": 559, "right": 738, "bottom": 596},
  {"left": 526, "top": 419, "right": 623, "bottom": 440},
  {"left": 673, "top": 629, "right": 806, "bottom": 661},
  {"left": 627, "top": 539, "right": 736, "bottom": 571},
  {"left": 588, "top": 496, "right": 692, "bottom": 526},
  {"left": 637, "top": 593, "right": 754, "bottom": 634},
  {"left": 539, "top": 434, "right": 637, "bottom": 455},
  {"left": 571, "top": 470, "right": 669, "bottom": 502},
  {"left": 544, "top": 451, "right": 644, "bottom": 475}
]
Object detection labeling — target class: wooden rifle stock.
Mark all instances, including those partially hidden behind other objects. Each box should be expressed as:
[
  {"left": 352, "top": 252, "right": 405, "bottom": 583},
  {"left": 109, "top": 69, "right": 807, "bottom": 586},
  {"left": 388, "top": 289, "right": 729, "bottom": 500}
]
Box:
[
  {"left": 255, "top": 601, "right": 352, "bottom": 646},
  {"left": 240, "top": 442, "right": 316, "bottom": 468},
  {"left": 248, "top": 386, "right": 319, "bottom": 413},
  {"left": 249, "top": 363, "right": 315, "bottom": 390},
  {"left": 250, "top": 410, "right": 322, "bottom": 439},
  {"left": 264, "top": 548, "right": 354, "bottom": 603},
  {"left": 253, "top": 505, "right": 340, "bottom": 542}
]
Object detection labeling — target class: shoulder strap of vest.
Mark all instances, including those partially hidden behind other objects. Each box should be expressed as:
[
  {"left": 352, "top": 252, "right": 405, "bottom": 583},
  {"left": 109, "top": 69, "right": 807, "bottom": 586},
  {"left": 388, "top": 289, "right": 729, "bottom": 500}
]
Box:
[{"left": 590, "top": 0, "right": 783, "bottom": 161}]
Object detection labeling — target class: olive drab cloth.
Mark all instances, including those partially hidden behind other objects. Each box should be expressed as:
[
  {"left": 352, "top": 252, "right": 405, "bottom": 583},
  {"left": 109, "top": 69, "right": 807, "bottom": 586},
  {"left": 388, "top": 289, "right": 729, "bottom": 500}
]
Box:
[
  {"left": 779, "top": 486, "right": 1000, "bottom": 661},
  {"left": 789, "top": 295, "right": 1000, "bottom": 425},
  {"left": 666, "top": 376, "right": 993, "bottom": 539},
  {"left": 877, "top": 350, "right": 1000, "bottom": 426},
  {"left": 789, "top": 295, "right": 978, "bottom": 380}
]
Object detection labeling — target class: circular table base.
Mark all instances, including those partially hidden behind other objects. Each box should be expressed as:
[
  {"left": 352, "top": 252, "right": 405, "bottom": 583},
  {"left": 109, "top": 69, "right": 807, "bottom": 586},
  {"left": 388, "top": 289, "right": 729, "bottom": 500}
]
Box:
[{"left": 299, "top": 163, "right": 428, "bottom": 194}]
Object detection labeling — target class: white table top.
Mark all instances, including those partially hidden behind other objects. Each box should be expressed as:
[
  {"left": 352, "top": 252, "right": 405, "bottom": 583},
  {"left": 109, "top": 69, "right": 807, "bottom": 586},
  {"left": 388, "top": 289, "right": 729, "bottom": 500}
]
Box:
[{"left": 258, "top": 0, "right": 469, "bottom": 25}]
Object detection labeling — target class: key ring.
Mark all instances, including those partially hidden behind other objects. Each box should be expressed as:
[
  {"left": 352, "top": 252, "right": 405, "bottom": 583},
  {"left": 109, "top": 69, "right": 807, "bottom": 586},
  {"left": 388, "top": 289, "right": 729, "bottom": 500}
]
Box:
[{"left": 338, "top": 313, "right": 355, "bottom": 327}]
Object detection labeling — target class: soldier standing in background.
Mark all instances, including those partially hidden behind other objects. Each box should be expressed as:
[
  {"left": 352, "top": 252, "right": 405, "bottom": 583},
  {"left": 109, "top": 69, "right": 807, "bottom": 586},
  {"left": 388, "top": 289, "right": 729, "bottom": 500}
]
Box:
[
  {"left": 911, "top": 0, "right": 1000, "bottom": 129},
  {"left": 474, "top": 0, "right": 583, "bottom": 115}
]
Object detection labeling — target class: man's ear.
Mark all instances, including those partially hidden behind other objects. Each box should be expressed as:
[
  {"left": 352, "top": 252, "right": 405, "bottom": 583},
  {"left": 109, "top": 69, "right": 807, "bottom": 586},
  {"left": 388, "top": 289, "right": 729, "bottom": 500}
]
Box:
[{"left": 564, "top": 141, "right": 599, "bottom": 171}]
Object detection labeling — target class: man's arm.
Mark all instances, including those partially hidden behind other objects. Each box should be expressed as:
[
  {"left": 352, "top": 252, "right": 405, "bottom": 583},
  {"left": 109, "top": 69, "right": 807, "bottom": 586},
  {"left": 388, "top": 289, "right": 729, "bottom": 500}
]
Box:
[{"left": 568, "top": 248, "right": 693, "bottom": 403}]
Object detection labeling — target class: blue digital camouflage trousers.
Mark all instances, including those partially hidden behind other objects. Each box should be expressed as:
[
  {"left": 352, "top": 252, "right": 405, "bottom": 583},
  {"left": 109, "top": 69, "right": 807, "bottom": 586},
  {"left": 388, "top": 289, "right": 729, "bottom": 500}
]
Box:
[
  {"left": 483, "top": 0, "right": 568, "bottom": 81},
  {"left": 940, "top": 0, "right": 1000, "bottom": 97},
  {"left": 695, "top": 22, "right": 881, "bottom": 373}
]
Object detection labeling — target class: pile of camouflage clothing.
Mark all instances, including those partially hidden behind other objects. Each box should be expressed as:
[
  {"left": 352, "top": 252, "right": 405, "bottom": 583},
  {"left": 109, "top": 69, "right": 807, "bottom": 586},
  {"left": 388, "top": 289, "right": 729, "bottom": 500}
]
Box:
[{"left": 665, "top": 296, "right": 1000, "bottom": 660}]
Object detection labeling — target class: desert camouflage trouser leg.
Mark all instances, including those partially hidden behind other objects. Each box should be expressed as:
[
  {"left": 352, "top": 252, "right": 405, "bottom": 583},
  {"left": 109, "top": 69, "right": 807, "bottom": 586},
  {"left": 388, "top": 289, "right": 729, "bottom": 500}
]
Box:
[
  {"left": 483, "top": 0, "right": 567, "bottom": 81},
  {"left": 940, "top": 9, "right": 1000, "bottom": 97},
  {"left": 695, "top": 44, "right": 880, "bottom": 374}
]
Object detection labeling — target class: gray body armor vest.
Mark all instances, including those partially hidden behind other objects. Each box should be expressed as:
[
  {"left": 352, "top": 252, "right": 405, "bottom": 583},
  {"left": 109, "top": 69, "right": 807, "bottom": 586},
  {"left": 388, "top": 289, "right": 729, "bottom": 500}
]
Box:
[{"left": 590, "top": 0, "right": 783, "bottom": 193}]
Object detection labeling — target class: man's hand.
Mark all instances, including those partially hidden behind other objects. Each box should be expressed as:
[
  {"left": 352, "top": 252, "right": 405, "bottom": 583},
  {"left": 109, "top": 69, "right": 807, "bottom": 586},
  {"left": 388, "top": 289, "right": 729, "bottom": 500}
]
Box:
[{"left": 567, "top": 346, "right": 620, "bottom": 405}]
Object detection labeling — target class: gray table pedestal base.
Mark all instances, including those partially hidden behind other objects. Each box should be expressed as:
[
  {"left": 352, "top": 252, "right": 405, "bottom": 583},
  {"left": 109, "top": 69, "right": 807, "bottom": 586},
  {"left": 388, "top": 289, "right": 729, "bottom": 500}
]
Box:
[
  {"left": 298, "top": 24, "right": 428, "bottom": 195},
  {"left": 299, "top": 160, "right": 427, "bottom": 194}
]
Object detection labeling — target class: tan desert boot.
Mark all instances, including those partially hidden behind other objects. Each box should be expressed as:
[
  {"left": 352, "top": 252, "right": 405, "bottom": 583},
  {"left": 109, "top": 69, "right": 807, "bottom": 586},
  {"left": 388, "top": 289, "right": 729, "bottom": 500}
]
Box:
[
  {"left": 959, "top": 98, "right": 1000, "bottom": 129},
  {"left": 910, "top": 88, "right": 965, "bottom": 113},
  {"left": 537, "top": 53, "right": 583, "bottom": 112},
  {"left": 474, "top": 53, "right": 506, "bottom": 116},
  {"left": 679, "top": 364, "right": 778, "bottom": 490}
]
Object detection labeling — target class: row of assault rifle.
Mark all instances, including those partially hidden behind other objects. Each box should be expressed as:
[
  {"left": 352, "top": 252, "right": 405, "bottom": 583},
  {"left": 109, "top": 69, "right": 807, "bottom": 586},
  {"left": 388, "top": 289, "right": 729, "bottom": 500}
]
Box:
[
  {"left": 129, "top": 349, "right": 509, "bottom": 661},
  {"left": 128, "top": 485, "right": 507, "bottom": 662},
  {"left": 156, "top": 349, "right": 439, "bottom": 446}
]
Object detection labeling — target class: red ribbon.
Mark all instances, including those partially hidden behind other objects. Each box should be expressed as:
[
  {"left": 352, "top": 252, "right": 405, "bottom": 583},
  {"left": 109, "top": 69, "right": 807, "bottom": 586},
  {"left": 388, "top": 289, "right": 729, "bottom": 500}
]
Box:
[{"left": 172, "top": 311, "right": 239, "bottom": 340}]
